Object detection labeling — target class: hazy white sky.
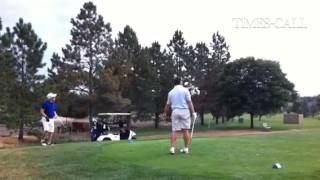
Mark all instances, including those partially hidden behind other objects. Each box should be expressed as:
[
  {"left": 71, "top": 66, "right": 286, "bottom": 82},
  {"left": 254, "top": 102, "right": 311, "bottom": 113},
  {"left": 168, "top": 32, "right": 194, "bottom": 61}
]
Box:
[{"left": 1, "top": 0, "right": 319, "bottom": 96}]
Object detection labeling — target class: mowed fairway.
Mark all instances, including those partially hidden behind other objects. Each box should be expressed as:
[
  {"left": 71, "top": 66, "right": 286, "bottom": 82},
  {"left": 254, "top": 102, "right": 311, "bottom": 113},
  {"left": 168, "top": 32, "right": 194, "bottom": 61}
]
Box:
[{"left": 1, "top": 129, "right": 320, "bottom": 180}]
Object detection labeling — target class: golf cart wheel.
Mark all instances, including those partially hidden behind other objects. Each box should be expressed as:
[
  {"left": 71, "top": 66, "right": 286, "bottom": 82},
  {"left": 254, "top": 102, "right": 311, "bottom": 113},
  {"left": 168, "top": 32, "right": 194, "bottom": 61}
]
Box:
[{"left": 103, "top": 138, "right": 111, "bottom": 141}]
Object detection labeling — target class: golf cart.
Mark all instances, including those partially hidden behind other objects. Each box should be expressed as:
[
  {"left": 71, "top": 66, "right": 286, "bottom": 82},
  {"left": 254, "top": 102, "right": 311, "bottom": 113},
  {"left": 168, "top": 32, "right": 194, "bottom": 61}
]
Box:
[{"left": 90, "top": 113, "right": 136, "bottom": 142}]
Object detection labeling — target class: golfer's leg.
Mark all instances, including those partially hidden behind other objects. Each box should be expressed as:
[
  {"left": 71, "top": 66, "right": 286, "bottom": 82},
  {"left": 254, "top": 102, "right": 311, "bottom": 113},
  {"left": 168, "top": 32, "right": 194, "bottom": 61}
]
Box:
[
  {"left": 170, "top": 131, "right": 177, "bottom": 148},
  {"left": 48, "top": 132, "right": 53, "bottom": 144},
  {"left": 170, "top": 110, "right": 178, "bottom": 148},
  {"left": 182, "top": 130, "right": 190, "bottom": 148},
  {"left": 181, "top": 109, "right": 191, "bottom": 149},
  {"left": 41, "top": 118, "right": 48, "bottom": 142},
  {"left": 47, "top": 120, "right": 55, "bottom": 144},
  {"left": 42, "top": 131, "right": 48, "bottom": 142}
]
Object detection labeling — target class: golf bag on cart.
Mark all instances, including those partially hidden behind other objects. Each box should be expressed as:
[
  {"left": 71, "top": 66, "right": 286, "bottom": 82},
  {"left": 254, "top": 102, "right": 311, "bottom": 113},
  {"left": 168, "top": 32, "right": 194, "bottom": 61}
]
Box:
[
  {"left": 119, "top": 121, "right": 137, "bottom": 140},
  {"left": 91, "top": 116, "right": 137, "bottom": 142},
  {"left": 90, "top": 118, "right": 110, "bottom": 141}
]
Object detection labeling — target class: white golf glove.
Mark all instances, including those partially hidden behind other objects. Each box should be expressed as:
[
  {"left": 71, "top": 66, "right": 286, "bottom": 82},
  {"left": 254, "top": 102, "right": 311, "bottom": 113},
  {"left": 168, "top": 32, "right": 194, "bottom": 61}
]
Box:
[{"left": 192, "top": 112, "right": 197, "bottom": 120}]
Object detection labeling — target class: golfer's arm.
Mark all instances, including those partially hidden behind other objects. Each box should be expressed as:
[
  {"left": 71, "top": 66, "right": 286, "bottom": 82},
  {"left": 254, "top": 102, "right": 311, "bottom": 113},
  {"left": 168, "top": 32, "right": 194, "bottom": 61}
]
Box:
[
  {"left": 187, "top": 100, "right": 195, "bottom": 114},
  {"left": 40, "top": 108, "right": 47, "bottom": 118},
  {"left": 164, "top": 104, "right": 170, "bottom": 115}
]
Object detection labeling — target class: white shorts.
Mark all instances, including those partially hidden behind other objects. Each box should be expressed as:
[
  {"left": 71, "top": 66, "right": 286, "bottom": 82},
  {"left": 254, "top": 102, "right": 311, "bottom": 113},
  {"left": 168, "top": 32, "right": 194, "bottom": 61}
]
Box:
[
  {"left": 171, "top": 109, "right": 191, "bottom": 131},
  {"left": 41, "top": 117, "right": 55, "bottom": 133}
]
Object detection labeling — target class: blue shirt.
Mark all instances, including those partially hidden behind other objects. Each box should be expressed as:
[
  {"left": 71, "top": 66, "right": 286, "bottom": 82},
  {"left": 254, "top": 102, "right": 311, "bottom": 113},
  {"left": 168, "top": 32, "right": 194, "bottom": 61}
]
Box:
[
  {"left": 167, "top": 85, "right": 192, "bottom": 110},
  {"left": 42, "top": 101, "right": 56, "bottom": 118}
]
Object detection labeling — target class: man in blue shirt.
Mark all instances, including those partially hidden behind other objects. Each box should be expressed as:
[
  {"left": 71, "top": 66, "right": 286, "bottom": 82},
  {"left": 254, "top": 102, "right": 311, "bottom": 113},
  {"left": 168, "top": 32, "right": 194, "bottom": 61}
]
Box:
[
  {"left": 40, "top": 92, "right": 58, "bottom": 146},
  {"left": 164, "top": 77, "right": 197, "bottom": 154}
]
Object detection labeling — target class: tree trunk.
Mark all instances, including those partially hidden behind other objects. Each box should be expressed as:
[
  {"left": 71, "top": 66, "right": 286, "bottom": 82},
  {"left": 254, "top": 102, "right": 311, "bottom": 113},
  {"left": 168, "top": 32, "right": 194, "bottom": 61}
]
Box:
[
  {"left": 18, "top": 60, "right": 25, "bottom": 140},
  {"left": 88, "top": 40, "right": 93, "bottom": 124},
  {"left": 18, "top": 90, "right": 24, "bottom": 140},
  {"left": 155, "top": 112, "right": 160, "bottom": 129},
  {"left": 200, "top": 107, "right": 204, "bottom": 126},
  {"left": 250, "top": 113, "right": 254, "bottom": 129},
  {"left": 259, "top": 115, "right": 262, "bottom": 121},
  {"left": 88, "top": 82, "right": 93, "bottom": 127},
  {"left": 215, "top": 116, "right": 219, "bottom": 124},
  {"left": 222, "top": 116, "right": 225, "bottom": 124},
  {"left": 18, "top": 116, "right": 24, "bottom": 140},
  {"left": 88, "top": 101, "right": 93, "bottom": 123}
]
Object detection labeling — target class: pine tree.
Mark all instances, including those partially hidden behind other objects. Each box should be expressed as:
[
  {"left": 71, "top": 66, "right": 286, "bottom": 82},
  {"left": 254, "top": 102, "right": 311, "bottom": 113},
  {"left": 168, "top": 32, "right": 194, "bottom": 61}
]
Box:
[
  {"left": 211, "top": 31, "right": 230, "bottom": 66},
  {"left": 208, "top": 32, "right": 231, "bottom": 124},
  {"left": 149, "top": 42, "right": 174, "bottom": 128},
  {"left": 168, "top": 30, "right": 194, "bottom": 83},
  {"left": 54, "top": 2, "right": 113, "bottom": 123},
  {"left": 9, "top": 18, "right": 47, "bottom": 139},
  {"left": 95, "top": 65, "right": 131, "bottom": 113},
  {"left": 193, "top": 42, "right": 210, "bottom": 125},
  {"left": 0, "top": 18, "right": 17, "bottom": 124},
  {"left": 47, "top": 53, "right": 74, "bottom": 117},
  {"left": 130, "top": 48, "right": 154, "bottom": 117},
  {"left": 117, "top": 25, "right": 140, "bottom": 59},
  {"left": 114, "top": 25, "right": 146, "bottom": 116}
]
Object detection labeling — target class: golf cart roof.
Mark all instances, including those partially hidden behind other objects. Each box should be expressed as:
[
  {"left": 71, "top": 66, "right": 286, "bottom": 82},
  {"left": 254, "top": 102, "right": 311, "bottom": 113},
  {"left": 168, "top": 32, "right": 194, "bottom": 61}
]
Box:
[
  {"left": 97, "top": 113, "right": 131, "bottom": 116},
  {"left": 96, "top": 113, "right": 131, "bottom": 128}
]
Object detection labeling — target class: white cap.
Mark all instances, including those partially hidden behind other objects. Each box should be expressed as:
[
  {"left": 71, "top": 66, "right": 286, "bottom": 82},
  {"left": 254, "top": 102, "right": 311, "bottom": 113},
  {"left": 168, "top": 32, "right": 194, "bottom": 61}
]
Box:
[{"left": 47, "top": 92, "right": 57, "bottom": 99}]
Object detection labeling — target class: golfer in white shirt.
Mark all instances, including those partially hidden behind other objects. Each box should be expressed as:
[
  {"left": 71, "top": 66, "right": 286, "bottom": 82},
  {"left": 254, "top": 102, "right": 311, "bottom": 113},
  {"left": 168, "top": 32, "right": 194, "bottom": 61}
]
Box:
[{"left": 164, "top": 77, "right": 197, "bottom": 154}]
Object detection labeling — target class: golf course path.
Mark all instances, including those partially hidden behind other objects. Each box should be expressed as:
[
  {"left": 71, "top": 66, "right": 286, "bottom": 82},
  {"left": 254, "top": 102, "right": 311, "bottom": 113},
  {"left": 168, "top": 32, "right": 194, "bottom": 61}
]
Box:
[{"left": 140, "top": 128, "right": 317, "bottom": 140}]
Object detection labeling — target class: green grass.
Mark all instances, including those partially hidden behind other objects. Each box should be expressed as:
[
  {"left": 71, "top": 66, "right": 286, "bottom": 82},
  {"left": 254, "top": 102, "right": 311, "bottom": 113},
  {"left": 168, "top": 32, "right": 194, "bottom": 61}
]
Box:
[
  {"left": 1, "top": 114, "right": 320, "bottom": 179},
  {"left": 208, "top": 114, "right": 320, "bottom": 131},
  {"left": 1, "top": 130, "right": 320, "bottom": 180}
]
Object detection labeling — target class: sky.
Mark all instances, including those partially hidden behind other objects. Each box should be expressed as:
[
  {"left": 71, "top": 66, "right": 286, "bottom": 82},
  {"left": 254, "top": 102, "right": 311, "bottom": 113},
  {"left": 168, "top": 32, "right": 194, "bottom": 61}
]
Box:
[{"left": 1, "top": 0, "right": 319, "bottom": 96}]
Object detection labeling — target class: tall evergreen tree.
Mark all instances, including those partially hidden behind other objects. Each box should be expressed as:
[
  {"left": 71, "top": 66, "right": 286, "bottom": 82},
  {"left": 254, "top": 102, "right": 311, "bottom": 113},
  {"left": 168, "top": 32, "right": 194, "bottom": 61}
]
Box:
[
  {"left": 95, "top": 65, "right": 131, "bottom": 113},
  {"left": 8, "top": 18, "right": 47, "bottom": 139},
  {"left": 117, "top": 25, "right": 140, "bottom": 59},
  {"left": 47, "top": 53, "right": 75, "bottom": 117},
  {"left": 114, "top": 25, "right": 146, "bottom": 116},
  {"left": 211, "top": 32, "right": 230, "bottom": 66},
  {"left": 207, "top": 32, "right": 231, "bottom": 124},
  {"left": 149, "top": 42, "right": 174, "bottom": 128},
  {"left": 194, "top": 42, "right": 210, "bottom": 85},
  {"left": 54, "top": 2, "right": 113, "bottom": 123},
  {"left": 193, "top": 42, "right": 210, "bottom": 125},
  {"left": 167, "top": 30, "right": 193, "bottom": 83},
  {"left": 0, "top": 18, "right": 17, "bottom": 124},
  {"left": 131, "top": 48, "right": 154, "bottom": 117}
]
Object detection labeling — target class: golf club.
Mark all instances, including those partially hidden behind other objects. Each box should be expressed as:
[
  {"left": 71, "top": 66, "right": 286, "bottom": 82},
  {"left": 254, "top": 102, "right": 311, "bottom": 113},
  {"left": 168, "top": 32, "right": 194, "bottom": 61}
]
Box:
[{"left": 188, "top": 113, "right": 198, "bottom": 151}]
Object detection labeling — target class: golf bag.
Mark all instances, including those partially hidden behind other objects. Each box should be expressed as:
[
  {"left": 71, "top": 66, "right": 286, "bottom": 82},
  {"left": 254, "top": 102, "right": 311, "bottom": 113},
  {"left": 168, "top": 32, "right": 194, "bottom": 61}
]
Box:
[
  {"left": 90, "top": 118, "right": 110, "bottom": 141},
  {"left": 119, "top": 121, "right": 136, "bottom": 140}
]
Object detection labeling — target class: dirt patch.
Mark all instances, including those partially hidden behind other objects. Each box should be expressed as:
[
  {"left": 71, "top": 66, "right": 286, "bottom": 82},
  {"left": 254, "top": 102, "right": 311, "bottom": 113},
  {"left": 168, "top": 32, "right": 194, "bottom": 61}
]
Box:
[
  {"left": 55, "top": 132, "right": 90, "bottom": 141},
  {"left": 0, "top": 135, "right": 39, "bottom": 148}
]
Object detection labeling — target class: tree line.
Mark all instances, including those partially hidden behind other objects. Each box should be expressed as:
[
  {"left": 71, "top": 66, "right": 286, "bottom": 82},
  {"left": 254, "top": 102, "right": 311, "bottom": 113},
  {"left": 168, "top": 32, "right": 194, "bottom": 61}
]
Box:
[
  {"left": 0, "top": 2, "right": 301, "bottom": 139},
  {"left": 290, "top": 96, "right": 320, "bottom": 118}
]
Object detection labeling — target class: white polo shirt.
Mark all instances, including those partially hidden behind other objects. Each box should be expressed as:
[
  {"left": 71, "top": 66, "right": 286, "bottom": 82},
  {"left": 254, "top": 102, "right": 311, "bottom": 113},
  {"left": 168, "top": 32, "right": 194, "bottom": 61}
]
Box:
[{"left": 167, "top": 85, "right": 191, "bottom": 110}]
